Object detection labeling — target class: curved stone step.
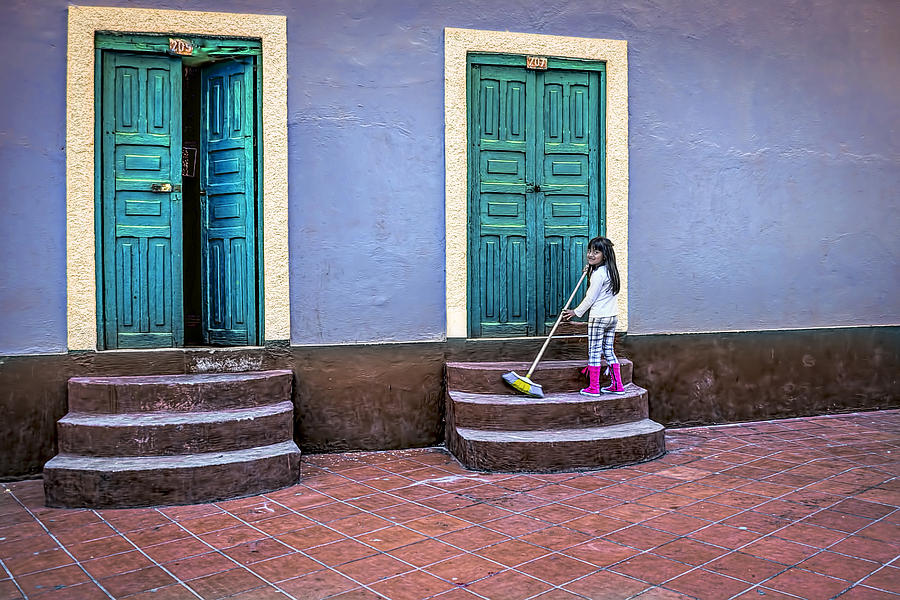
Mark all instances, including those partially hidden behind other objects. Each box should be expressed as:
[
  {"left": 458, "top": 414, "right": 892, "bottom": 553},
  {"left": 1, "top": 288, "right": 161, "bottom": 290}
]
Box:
[
  {"left": 57, "top": 401, "right": 295, "bottom": 457},
  {"left": 451, "top": 419, "right": 665, "bottom": 472},
  {"left": 449, "top": 384, "right": 648, "bottom": 431},
  {"left": 447, "top": 360, "right": 632, "bottom": 395},
  {"left": 68, "top": 370, "right": 293, "bottom": 413},
  {"left": 43, "top": 441, "right": 301, "bottom": 508}
]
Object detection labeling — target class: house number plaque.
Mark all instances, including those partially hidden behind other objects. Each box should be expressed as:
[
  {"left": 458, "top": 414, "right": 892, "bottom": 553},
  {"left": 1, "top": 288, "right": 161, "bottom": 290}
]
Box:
[
  {"left": 168, "top": 38, "right": 194, "bottom": 56},
  {"left": 526, "top": 55, "right": 548, "bottom": 70}
]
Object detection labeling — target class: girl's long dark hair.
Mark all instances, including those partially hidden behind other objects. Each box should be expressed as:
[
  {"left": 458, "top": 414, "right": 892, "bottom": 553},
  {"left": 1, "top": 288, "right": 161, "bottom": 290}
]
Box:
[{"left": 587, "top": 236, "right": 620, "bottom": 295}]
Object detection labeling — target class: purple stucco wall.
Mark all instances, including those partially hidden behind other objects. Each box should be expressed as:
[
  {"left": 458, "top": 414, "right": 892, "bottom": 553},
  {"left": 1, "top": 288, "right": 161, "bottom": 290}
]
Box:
[{"left": 0, "top": 0, "right": 898, "bottom": 354}]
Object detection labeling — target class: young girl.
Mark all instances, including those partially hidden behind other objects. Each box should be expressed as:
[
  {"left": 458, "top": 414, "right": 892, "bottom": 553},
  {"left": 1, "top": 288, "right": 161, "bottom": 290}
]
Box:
[{"left": 561, "top": 236, "right": 624, "bottom": 396}]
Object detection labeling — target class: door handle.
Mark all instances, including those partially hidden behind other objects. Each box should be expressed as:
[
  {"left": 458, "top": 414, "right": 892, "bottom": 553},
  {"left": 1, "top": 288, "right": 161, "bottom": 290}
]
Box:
[
  {"left": 525, "top": 183, "right": 541, "bottom": 193},
  {"left": 150, "top": 183, "right": 181, "bottom": 193}
]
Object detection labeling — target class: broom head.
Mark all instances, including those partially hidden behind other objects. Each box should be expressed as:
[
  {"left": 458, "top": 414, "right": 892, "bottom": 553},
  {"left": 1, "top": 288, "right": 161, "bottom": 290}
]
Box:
[{"left": 501, "top": 371, "right": 544, "bottom": 398}]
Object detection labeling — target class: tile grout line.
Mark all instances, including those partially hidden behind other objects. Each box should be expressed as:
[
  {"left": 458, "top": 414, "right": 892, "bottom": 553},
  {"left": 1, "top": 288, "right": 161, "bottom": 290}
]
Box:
[{"left": 2, "top": 486, "right": 116, "bottom": 600}]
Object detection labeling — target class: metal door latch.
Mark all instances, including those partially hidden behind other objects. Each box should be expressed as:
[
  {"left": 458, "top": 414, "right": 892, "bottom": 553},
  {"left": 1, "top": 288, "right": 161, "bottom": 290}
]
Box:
[{"left": 150, "top": 183, "right": 181, "bottom": 193}]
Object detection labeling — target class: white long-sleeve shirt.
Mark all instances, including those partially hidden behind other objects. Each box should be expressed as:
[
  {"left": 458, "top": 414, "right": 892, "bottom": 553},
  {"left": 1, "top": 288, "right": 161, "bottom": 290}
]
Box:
[{"left": 572, "top": 264, "right": 618, "bottom": 319}]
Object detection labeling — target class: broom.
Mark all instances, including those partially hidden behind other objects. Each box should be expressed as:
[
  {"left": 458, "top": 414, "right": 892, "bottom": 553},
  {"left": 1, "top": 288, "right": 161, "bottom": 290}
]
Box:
[{"left": 502, "top": 268, "right": 589, "bottom": 398}]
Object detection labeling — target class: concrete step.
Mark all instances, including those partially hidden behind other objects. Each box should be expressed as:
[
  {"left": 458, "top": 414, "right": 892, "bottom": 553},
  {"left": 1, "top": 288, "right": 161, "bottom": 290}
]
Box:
[
  {"left": 43, "top": 441, "right": 301, "bottom": 508},
  {"left": 67, "top": 370, "right": 293, "bottom": 413},
  {"left": 451, "top": 419, "right": 665, "bottom": 472},
  {"left": 446, "top": 359, "right": 632, "bottom": 395},
  {"left": 57, "top": 401, "right": 295, "bottom": 457},
  {"left": 448, "top": 384, "right": 648, "bottom": 431}
]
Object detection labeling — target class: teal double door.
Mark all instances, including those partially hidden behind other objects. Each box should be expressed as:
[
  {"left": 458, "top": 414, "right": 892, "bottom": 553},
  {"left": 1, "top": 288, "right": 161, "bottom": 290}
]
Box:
[
  {"left": 468, "top": 56, "right": 605, "bottom": 337},
  {"left": 100, "top": 47, "right": 259, "bottom": 348}
]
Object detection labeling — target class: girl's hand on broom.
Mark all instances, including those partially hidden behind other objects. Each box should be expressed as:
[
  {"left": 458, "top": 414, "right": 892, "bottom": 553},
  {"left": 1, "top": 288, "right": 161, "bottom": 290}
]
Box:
[{"left": 561, "top": 309, "right": 575, "bottom": 321}]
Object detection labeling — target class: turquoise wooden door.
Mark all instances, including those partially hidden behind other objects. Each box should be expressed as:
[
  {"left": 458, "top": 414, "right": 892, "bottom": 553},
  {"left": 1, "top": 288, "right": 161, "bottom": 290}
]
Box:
[
  {"left": 101, "top": 52, "right": 183, "bottom": 349},
  {"left": 469, "top": 59, "right": 602, "bottom": 337},
  {"left": 200, "top": 59, "right": 258, "bottom": 345}
]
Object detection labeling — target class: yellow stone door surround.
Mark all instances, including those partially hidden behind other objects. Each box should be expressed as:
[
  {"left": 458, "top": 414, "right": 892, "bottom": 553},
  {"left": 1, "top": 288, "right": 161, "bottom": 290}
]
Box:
[
  {"left": 66, "top": 5, "right": 289, "bottom": 350},
  {"left": 444, "top": 27, "right": 629, "bottom": 338}
]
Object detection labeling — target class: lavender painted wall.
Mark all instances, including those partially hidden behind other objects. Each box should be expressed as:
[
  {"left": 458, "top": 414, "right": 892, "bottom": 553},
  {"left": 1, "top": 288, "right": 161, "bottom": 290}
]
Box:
[{"left": 0, "top": 0, "right": 897, "bottom": 354}]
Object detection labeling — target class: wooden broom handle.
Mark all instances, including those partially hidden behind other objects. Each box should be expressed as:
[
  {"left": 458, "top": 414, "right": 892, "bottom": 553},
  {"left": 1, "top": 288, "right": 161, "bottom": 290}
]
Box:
[{"left": 525, "top": 268, "right": 589, "bottom": 379}]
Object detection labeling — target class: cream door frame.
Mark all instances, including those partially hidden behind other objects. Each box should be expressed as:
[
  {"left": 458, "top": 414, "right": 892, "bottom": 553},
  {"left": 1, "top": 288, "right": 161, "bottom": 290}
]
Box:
[
  {"left": 444, "top": 27, "right": 629, "bottom": 338},
  {"left": 66, "top": 5, "right": 289, "bottom": 350}
]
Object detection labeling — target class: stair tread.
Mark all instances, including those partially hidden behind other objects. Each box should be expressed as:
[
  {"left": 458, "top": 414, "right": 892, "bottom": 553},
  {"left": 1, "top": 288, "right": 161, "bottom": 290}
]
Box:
[
  {"left": 69, "top": 369, "right": 292, "bottom": 386},
  {"left": 44, "top": 441, "right": 300, "bottom": 471},
  {"left": 59, "top": 401, "right": 293, "bottom": 427},
  {"left": 456, "top": 419, "right": 664, "bottom": 442},
  {"left": 447, "top": 359, "right": 630, "bottom": 370},
  {"left": 450, "top": 384, "right": 645, "bottom": 404}
]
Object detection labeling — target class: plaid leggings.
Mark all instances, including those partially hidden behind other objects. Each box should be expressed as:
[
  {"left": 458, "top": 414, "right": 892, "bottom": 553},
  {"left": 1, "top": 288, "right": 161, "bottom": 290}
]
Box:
[{"left": 587, "top": 316, "right": 619, "bottom": 367}]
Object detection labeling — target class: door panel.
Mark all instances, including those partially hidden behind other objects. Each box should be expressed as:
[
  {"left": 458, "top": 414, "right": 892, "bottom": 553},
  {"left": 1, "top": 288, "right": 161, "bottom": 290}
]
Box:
[
  {"left": 537, "top": 70, "right": 599, "bottom": 332},
  {"left": 469, "top": 61, "right": 601, "bottom": 337},
  {"left": 102, "top": 52, "right": 183, "bottom": 349},
  {"left": 200, "top": 59, "right": 257, "bottom": 345},
  {"left": 470, "top": 64, "right": 536, "bottom": 337}
]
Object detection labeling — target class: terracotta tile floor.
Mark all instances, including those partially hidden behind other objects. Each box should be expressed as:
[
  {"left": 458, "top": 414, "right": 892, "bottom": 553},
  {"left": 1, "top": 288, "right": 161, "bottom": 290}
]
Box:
[{"left": 2, "top": 410, "right": 899, "bottom": 600}]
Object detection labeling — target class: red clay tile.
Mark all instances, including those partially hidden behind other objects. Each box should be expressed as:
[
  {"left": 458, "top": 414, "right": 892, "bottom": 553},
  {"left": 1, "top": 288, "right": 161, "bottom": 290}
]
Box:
[
  {"left": 185, "top": 568, "right": 266, "bottom": 599},
  {"left": 100, "top": 565, "right": 176, "bottom": 597},
  {"left": 705, "top": 551, "right": 785, "bottom": 583},
  {"left": 437, "top": 525, "right": 509, "bottom": 550},
  {"left": 373, "top": 503, "right": 436, "bottom": 523},
  {"left": 651, "top": 538, "right": 729, "bottom": 565},
  {"left": 466, "top": 569, "right": 553, "bottom": 600},
  {"left": 142, "top": 536, "right": 217, "bottom": 563},
  {"left": 278, "top": 568, "right": 357, "bottom": 599},
  {"left": 388, "top": 538, "right": 462, "bottom": 567},
  {"left": 404, "top": 513, "right": 472, "bottom": 536},
  {"left": 476, "top": 539, "right": 548, "bottom": 567},
  {"left": 665, "top": 568, "right": 753, "bottom": 599},
  {"left": 200, "top": 525, "right": 267, "bottom": 549},
  {"left": 596, "top": 484, "right": 654, "bottom": 501},
  {"left": 559, "top": 492, "right": 623, "bottom": 512},
  {"left": 860, "top": 566, "right": 900, "bottom": 594},
  {"left": 831, "top": 498, "right": 896, "bottom": 520},
  {"left": 563, "top": 539, "right": 641, "bottom": 567},
  {"left": 773, "top": 522, "right": 848, "bottom": 548},
  {"left": 856, "top": 520, "right": 900, "bottom": 544},
  {"left": 829, "top": 535, "right": 900, "bottom": 563},
  {"left": 731, "top": 587, "right": 801, "bottom": 600},
  {"left": 275, "top": 524, "right": 345, "bottom": 551},
  {"left": 610, "top": 553, "right": 694, "bottom": 585},
  {"left": 66, "top": 534, "right": 133, "bottom": 561},
  {"left": 224, "top": 538, "right": 293, "bottom": 565},
  {"left": 80, "top": 550, "right": 152, "bottom": 580},
  {"left": 604, "top": 524, "right": 678, "bottom": 550},
  {"left": 802, "top": 509, "right": 874, "bottom": 533},
  {"left": 333, "top": 552, "right": 412, "bottom": 584},
  {"left": 564, "top": 513, "right": 630, "bottom": 537},
  {"left": 164, "top": 551, "right": 235, "bottom": 581},
  {"left": 798, "top": 551, "right": 881, "bottom": 582},
  {"left": 678, "top": 501, "right": 742, "bottom": 521},
  {"left": 688, "top": 524, "right": 762, "bottom": 549},
  {"left": 179, "top": 513, "right": 243, "bottom": 535},
  {"left": 764, "top": 567, "right": 851, "bottom": 598},
  {"left": 304, "top": 538, "right": 377, "bottom": 566},
  {"left": 300, "top": 502, "right": 361, "bottom": 523},
  {"left": 370, "top": 569, "right": 455, "bottom": 600},
  {"left": 124, "top": 523, "right": 192, "bottom": 547},
  {"left": 753, "top": 498, "right": 819, "bottom": 520},
  {"left": 525, "top": 503, "right": 588, "bottom": 523},
  {"left": 835, "top": 585, "right": 900, "bottom": 599},
  {"left": 602, "top": 502, "right": 670, "bottom": 523},
  {"left": 562, "top": 569, "right": 651, "bottom": 598},
  {"left": 641, "top": 512, "right": 709, "bottom": 535},
  {"left": 741, "top": 536, "right": 819, "bottom": 565},
  {"left": 15, "top": 564, "right": 90, "bottom": 597},
  {"left": 119, "top": 584, "right": 199, "bottom": 600},
  {"left": 3, "top": 547, "right": 74, "bottom": 577},
  {"left": 248, "top": 551, "right": 323, "bottom": 582},
  {"left": 517, "top": 552, "right": 597, "bottom": 585},
  {"left": 425, "top": 554, "right": 504, "bottom": 585},
  {"left": 326, "top": 513, "right": 392, "bottom": 537},
  {"left": 27, "top": 581, "right": 111, "bottom": 599},
  {"left": 519, "top": 525, "right": 591, "bottom": 551}
]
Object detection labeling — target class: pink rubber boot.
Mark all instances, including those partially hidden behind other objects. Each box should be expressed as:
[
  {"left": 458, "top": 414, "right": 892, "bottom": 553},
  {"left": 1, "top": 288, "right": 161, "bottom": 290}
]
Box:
[
  {"left": 601, "top": 363, "right": 626, "bottom": 394},
  {"left": 580, "top": 366, "right": 602, "bottom": 397}
]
